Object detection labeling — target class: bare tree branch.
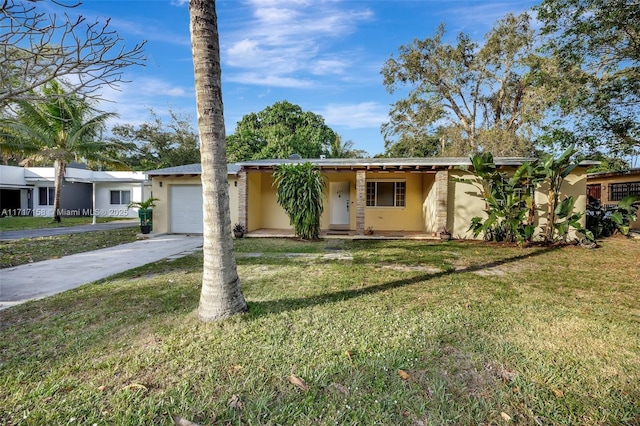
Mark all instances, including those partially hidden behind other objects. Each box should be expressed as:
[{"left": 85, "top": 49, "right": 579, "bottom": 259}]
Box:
[{"left": 1, "top": 0, "right": 146, "bottom": 105}]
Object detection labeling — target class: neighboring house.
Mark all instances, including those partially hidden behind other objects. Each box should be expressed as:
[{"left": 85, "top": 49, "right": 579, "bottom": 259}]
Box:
[
  {"left": 146, "top": 157, "right": 593, "bottom": 239},
  {"left": 587, "top": 168, "right": 640, "bottom": 229},
  {"left": 0, "top": 164, "right": 150, "bottom": 218}
]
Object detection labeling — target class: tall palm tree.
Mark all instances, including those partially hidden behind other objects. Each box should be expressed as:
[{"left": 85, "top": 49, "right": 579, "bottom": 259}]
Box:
[
  {"left": 189, "top": 0, "right": 248, "bottom": 321},
  {"left": 1, "top": 80, "right": 119, "bottom": 221}
]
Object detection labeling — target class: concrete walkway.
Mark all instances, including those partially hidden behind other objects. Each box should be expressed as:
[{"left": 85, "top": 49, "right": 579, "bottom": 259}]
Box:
[
  {"left": 0, "top": 219, "right": 139, "bottom": 241},
  {"left": 0, "top": 234, "right": 203, "bottom": 310}
]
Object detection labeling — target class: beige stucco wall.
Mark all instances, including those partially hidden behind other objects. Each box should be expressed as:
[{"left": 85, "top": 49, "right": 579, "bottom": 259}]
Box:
[
  {"left": 447, "top": 166, "right": 589, "bottom": 240},
  {"left": 535, "top": 167, "right": 588, "bottom": 239},
  {"left": 422, "top": 173, "right": 438, "bottom": 234},
  {"left": 448, "top": 169, "right": 486, "bottom": 239},
  {"left": 149, "top": 174, "right": 238, "bottom": 235},
  {"left": 363, "top": 172, "right": 425, "bottom": 232}
]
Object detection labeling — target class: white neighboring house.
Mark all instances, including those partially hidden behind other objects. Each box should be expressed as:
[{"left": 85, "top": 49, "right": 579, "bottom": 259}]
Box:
[{"left": 0, "top": 164, "right": 150, "bottom": 219}]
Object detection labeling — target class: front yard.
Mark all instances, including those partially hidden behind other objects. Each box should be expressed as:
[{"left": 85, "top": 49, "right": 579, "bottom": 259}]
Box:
[{"left": 0, "top": 237, "right": 638, "bottom": 425}]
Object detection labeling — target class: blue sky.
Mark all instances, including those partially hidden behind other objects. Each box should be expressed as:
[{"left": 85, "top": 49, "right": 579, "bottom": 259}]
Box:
[{"left": 79, "top": 0, "right": 540, "bottom": 156}]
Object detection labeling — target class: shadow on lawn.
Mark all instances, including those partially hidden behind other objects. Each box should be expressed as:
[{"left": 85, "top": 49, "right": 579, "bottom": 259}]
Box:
[{"left": 247, "top": 245, "right": 560, "bottom": 318}]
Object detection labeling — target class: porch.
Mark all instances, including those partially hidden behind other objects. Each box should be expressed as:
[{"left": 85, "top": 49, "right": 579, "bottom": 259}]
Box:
[{"left": 243, "top": 228, "right": 441, "bottom": 240}]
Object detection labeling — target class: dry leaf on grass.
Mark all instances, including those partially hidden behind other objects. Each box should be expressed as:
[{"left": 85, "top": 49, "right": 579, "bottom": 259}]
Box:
[
  {"left": 228, "top": 394, "right": 243, "bottom": 410},
  {"left": 172, "top": 415, "right": 203, "bottom": 426},
  {"left": 328, "top": 383, "right": 350, "bottom": 396},
  {"left": 122, "top": 383, "right": 147, "bottom": 391},
  {"left": 289, "top": 374, "right": 309, "bottom": 390},
  {"left": 553, "top": 388, "right": 564, "bottom": 398},
  {"left": 398, "top": 369, "right": 411, "bottom": 380},
  {"left": 500, "top": 412, "right": 512, "bottom": 421}
]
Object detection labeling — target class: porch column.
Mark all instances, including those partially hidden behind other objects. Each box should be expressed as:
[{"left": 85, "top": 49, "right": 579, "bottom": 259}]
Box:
[
  {"left": 435, "top": 170, "right": 448, "bottom": 232},
  {"left": 238, "top": 171, "right": 248, "bottom": 230},
  {"left": 356, "top": 170, "right": 366, "bottom": 235}
]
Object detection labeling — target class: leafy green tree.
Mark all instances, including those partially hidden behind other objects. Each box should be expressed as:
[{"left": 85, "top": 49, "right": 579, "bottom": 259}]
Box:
[
  {"left": 536, "top": 0, "right": 640, "bottom": 163},
  {"left": 0, "top": 80, "right": 120, "bottom": 222},
  {"left": 226, "top": 101, "right": 338, "bottom": 161},
  {"left": 382, "top": 13, "right": 553, "bottom": 156},
  {"left": 110, "top": 109, "right": 200, "bottom": 170},
  {"left": 273, "top": 162, "right": 325, "bottom": 240}
]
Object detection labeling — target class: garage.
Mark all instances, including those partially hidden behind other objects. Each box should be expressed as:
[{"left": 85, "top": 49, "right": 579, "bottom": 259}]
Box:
[{"left": 170, "top": 184, "right": 203, "bottom": 233}]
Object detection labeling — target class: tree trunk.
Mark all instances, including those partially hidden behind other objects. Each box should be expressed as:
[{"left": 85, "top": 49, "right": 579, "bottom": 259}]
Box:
[
  {"left": 53, "top": 159, "right": 65, "bottom": 222},
  {"left": 189, "top": 0, "right": 247, "bottom": 321}
]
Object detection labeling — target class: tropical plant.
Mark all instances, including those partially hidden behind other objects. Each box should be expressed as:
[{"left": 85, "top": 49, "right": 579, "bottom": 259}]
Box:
[
  {"left": 457, "top": 152, "right": 538, "bottom": 243},
  {"left": 552, "top": 196, "right": 593, "bottom": 242},
  {"left": 273, "top": 162, "right": 325, "bottom": 240},
  {"left": 587, "top": 195, "right": 640, "bottom": 238},
  {"left": 127, "top": 196, "right": 159, "bottom": 226},
  {"left": 536, "top": 145, "right": 580, "bottom": 242},
  {"left": 189, "top": 0, "right": 247, "bottom": 321},
  {"left": 0, "top": 80, "right": 120, "bottom": 222}
]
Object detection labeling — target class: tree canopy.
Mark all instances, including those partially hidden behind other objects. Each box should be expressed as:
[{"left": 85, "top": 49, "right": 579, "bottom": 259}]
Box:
[
  {"left": 1, "top": 0, "right": 145, "bottom": 106},
  {"left": 226, "top": 101, "right": 338, "bottom": 161},
  {"left": 110, "top": 109, "right": 200, "bottom": 170},
  {"left": 535, "top": 0, "right": 639, "bottom": 163},
  {"left": 382, "top": 13, "right": 556, "bottom": 157}
]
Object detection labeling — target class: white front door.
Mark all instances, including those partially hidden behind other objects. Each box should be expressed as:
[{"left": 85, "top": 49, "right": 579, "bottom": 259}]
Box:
[{"left": 330, "top": 181, "right": 350, "bottom": 229}]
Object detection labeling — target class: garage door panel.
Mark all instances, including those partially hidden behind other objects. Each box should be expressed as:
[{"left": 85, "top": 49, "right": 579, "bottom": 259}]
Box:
[{"left": 170, "top": 185, "right": 203, "bottom": 233}]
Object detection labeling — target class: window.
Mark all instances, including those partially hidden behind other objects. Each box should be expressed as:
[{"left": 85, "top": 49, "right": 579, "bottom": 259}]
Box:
[
  {"left": 110, "top": 190, "right": 131, "bottom": 205},
  {"left": 38, "top": 187, "right": 54, "bottom": 206},
  {"left": 366, "top": 181, "right": 406, "bottom": 207},
  {"left": 608, "top": 182, "right": 640, "bottom": 201}
]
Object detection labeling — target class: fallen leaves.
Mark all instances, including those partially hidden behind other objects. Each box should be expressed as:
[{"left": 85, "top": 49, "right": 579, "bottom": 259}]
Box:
[
  {"left": 288, "top": 374, "right": 309, "bottom": 391},
  {"left": 398, "top": 369, "right": 410, "bottom": 380},
  {"left": 228, "top": 394, "right": 243, "bottom": 410}
]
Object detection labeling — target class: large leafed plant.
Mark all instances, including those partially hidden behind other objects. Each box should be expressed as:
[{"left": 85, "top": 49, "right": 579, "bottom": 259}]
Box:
[{"left": 273, "top": 162, "right": 325, "bottom": 240}]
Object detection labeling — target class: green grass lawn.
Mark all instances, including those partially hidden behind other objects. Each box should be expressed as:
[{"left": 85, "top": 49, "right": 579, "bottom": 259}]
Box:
[
  {"left": 0, "top": 216, "right": 132, "bottom": 231},
  {"left": 1, "top": 237, "right": 638, "bottom": 425},
  {"left": 0, "top": 227, "right": 139, "bottom": 268}
]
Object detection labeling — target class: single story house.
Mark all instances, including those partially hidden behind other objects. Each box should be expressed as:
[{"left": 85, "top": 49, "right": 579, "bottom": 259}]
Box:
[
  {"left": 0, "top": 164, "right": 150, "bottom": 219},
  {"left": 146, "top": 157, "right": 592, "bottom": 239},
  {"left": 587, "top": 168, "right": 640, "bottom": 229}
]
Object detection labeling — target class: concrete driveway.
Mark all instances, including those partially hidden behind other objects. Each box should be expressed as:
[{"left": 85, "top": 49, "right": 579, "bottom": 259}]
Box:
[
  {"left": 0, "top": 219, "right": 139, "bottom": 241},
  {"left": 0, "top": 234, "right": 203, "bottom": 310}
]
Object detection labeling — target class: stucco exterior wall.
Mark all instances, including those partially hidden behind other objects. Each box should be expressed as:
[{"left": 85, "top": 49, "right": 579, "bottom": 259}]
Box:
[
  {"left": 320, "top": 172, "right": 356, "bottom": 230},
  {"left": 448, "top": 169, "right": 486, "bottom": 239},
  {"left": 246, "top": 173, "right": 263, "bottom": 231},
  {"left": 94, "top": 182, "right": 147, "bottom": 218},
  {"left": 363, "top": 172, "right": 425, "bottom": 231},
  {"left": 535, "top": 167, "right": 588, "bottom": 239},
  {"left": 150, "top": 175, "right": 201, "bottom": 234},
  {"left": 422, "top": 173, "right": 438, "bottom": 234}
]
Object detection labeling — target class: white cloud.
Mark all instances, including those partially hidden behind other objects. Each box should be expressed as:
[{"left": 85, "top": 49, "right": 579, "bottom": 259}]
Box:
[
  {"left": 222, "top": 0, "right": 373, "bottom": 87},
  {"left": 320, "top": 102, "right": 388, "bottom": 129},
  {"left": 226, "top": 72, "right": 313, "bottom": 88}
]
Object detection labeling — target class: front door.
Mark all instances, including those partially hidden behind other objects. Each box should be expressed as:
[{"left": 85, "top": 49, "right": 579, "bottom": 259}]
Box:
[{"left": 330, "top": 181, "right": 350, "bottom": 229}]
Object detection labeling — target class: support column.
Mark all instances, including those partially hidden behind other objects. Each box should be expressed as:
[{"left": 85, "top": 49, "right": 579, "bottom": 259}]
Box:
[
  {"left": 356, "top": 170, "right": 366, "bottom": 235},
  {"left": 238, "top": 171, "right": 248, "bottom": 230},
  {"left": 435, "top": 170, "right": 448, "bottom": 232}
]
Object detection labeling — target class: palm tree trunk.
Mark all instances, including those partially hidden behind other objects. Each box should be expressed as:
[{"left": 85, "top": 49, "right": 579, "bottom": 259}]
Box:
[
  {"left": 189, "top": 0, "right": 247, "bottom": 321},
  {"left": 53, "top": 159, "right": 65, "bottom": 222}
]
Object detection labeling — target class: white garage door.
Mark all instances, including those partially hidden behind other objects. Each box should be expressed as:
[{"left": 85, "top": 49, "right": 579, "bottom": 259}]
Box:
[{"left": 170, "top": 185, "right": 203, "bottom": 233}]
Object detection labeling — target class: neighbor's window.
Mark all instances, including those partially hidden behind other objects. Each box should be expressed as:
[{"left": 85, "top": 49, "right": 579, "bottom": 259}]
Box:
[
  {"left": 38, "top": 187, "right": 54, "bottom": 206},
  {"left": 366, "top": 181, "right": 406, "bottom": 207},
  {"left": 110, "top": 190, "right": 131, "bottom": 205},
  {"left": 608, "top": 182, "right": 640, "bottom": 201}
]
